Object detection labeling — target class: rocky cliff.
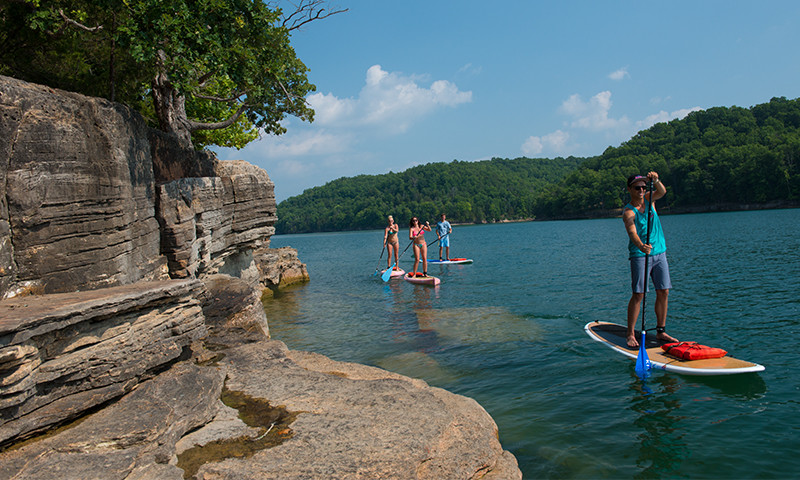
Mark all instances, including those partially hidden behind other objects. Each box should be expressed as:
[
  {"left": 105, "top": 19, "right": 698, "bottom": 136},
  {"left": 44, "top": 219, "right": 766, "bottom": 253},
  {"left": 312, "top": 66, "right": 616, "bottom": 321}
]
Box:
[{"left": 0, "top": 76, "right": 520, "bottom": 479}]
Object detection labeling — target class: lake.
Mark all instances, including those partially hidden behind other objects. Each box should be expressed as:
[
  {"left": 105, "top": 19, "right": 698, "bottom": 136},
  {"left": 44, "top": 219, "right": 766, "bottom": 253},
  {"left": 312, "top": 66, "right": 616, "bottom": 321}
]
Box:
[{"left": 264, "top": 209, "right": 800, "bottom": 479}]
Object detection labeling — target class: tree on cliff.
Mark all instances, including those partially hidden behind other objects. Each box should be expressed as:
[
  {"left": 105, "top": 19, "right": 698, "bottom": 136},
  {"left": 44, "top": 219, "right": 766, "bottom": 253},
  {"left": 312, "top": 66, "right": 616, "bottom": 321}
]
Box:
[{"left": 0, "top": 0, "right": 345, "bottom": 149}]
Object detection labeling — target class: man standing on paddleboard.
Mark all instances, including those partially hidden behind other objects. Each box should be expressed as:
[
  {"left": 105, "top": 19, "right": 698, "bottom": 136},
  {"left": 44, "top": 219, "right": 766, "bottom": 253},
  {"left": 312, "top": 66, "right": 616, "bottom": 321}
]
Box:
[
  {"left": 436, "top": 213, "right": 452, "bottom": 261},
  {"left": 623, "top": 172, "right": 679, "bottom": 348}
]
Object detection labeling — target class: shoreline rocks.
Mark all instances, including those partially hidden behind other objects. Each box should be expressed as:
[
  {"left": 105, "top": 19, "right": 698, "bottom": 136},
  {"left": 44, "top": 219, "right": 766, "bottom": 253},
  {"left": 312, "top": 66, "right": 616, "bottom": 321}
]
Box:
[{"left": 0, "top": 75, "right": 521, "bottom": 478}]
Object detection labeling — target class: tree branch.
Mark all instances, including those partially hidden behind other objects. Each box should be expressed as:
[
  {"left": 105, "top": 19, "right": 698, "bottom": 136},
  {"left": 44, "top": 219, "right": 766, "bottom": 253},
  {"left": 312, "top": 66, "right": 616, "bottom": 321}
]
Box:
[
  {"left": 59, "top": 9, "right": 103, "bottom": 32},
  {"left": 193, "top": 91, "right": 247, "bottom": 103},
  {"left": 188, "top": 104, "right": 249, "bottom": 132},
  {"left": 281, "top": 0, "right": 347, "bottom": 31}
]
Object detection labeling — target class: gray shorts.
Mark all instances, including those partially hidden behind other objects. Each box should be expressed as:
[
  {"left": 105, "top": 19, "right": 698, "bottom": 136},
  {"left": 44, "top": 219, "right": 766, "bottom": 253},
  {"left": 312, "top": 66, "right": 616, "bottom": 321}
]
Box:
[{"left": 630, "top": 252, "right": 672, "bottom": 293}]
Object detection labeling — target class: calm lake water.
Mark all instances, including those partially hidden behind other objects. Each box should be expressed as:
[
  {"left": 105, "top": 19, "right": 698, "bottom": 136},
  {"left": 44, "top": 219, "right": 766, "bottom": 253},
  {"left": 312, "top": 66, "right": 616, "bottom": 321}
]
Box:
[{"left": 264, "top": 209, "right": 800, "bottom": 479}]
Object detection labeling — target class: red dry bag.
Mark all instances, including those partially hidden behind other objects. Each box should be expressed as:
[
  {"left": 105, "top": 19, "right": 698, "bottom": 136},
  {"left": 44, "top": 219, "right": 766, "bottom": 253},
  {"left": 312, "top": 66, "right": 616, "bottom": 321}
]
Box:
[{"left": 661, "top": 341, "right": 727, "bottom": 360}]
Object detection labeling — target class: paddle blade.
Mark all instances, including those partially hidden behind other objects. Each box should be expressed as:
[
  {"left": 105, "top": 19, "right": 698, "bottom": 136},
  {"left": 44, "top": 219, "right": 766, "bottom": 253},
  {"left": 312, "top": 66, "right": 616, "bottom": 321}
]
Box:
[
  {"left": 381, "top": 263, "right": 395, "bottom": 282},
  {"left": 634, "top": 331, "right": 651, "bottom": 379}
]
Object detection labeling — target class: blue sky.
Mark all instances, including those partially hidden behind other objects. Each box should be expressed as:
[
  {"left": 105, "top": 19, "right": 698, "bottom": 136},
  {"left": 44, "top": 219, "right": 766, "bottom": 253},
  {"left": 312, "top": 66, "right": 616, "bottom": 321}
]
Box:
[{"left": 215, "top": 0, "right": 800, "bottom": 201}]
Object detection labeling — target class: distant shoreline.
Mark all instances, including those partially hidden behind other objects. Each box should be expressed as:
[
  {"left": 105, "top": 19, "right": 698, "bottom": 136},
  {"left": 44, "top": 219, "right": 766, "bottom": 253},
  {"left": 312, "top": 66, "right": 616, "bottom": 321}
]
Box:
[{"left": 274, "top": 202, "right": 800, "bottom": 235}]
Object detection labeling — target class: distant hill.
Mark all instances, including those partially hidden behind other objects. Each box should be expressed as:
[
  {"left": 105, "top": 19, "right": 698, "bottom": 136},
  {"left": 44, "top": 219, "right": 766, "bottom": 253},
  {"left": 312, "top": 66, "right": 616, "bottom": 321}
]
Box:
[
  {"left": 275, "top": 156, "right": 585, "bottom": 233},
  {"left": 534, "top": 96, "right": 800, "bottom": 217},
  {"left": 277, "top": 96, "right": 800, "bottom": 233}
]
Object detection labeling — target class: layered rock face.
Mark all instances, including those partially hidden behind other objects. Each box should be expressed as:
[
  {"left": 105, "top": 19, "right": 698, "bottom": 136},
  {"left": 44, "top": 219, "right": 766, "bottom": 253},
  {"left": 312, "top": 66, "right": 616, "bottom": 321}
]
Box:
[
  {"left": 157, "top": 161, "right": 278, "bottom": 281},
  {"left": 0, "top": 75, "right": 287, "bottom": 298},
  {"left": 0, "top": 279, "right": 207, "bottom": 444},
  {"left": 0, "top": 75, "right": 294, "bottom": 440},
  {"left": 0, "top": 76, "right": 167, "bottom": 296}
]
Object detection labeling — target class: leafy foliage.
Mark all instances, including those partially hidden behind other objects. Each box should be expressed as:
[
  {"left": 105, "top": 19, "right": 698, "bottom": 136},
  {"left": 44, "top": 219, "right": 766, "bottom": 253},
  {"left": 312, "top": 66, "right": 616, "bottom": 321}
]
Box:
[
  {"left": 276, "top": 157, "right": 585, "bottom": 233},
  {"left": 0, "top": 0, "right": 317, "bottom": 148},
  {"left": 534, "top": 97, "right": 800, "bottom": 217}
]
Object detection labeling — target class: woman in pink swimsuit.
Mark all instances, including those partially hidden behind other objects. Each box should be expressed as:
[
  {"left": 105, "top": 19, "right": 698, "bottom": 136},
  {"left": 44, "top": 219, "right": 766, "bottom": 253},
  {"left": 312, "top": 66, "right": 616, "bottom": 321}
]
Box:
[{"left": 409, "top": 217, "right": 431, "bottom": 277}]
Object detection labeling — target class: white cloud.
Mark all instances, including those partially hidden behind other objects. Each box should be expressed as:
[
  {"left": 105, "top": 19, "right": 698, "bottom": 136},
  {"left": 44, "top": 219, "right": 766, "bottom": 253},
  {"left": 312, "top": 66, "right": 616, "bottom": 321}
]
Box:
[
  {"left": 458, "top": 63, "right": 483, "bottom": 75},
  {"left": 560, "top": 91, "right": 630, "bottom": 131},
  {"left": 608, "top": 67, "right": 629, "bottom": 81},
  {"left": 307, "top": 92, "right": 356, "bottom": 125},
  {"left": 521, "top": 136, "right": 543, "bottom": 155},
  {"left": 636, "top": 107, "right": 702, "bottom": 130},
  {"left": 650, "top": 95, "right": 672, "bottom": 105},
  {"left": 308, "top": 64, "right": 472, "bottom": 133},
  {"left": 522, "top": 130, "right": 571, "bottom": 156},
  {"left": 249, "top": 129, "right": 352, "bottom": 158}
]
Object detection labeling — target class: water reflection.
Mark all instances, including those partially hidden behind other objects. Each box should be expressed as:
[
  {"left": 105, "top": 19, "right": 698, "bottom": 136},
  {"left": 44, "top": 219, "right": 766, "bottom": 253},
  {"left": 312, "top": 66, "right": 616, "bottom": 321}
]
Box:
[
  {"left": 630, "top": 374, "right": 688, "bottom": 479},
  {"left": 689, "top": 373, "right": 767, "bottom": 400}
]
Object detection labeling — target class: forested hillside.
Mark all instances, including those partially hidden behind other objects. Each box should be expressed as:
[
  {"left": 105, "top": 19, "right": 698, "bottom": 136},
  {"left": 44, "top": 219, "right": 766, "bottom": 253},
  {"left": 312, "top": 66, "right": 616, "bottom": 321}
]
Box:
[
  {"left": 276, "top": 157, "right": 584, "bottom": 233},
  {"left": 277, "top": 96, "right": 800, "bottom": 234},
  {"left": 534, "top": 96, "right": 800, "bottom": 217}
]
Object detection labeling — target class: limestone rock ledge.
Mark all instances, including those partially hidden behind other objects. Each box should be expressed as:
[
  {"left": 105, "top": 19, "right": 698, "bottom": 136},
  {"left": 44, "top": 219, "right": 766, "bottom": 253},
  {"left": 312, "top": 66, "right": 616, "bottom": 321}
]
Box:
[
  {"left": 0, "top": 279, "right": 207, "bottom": 445},
  {"left": 0, "top": 339, "right": 521, "bottom": 480},
  {"left": 203, "top": 341, "right": 522, "bottom": 480}
]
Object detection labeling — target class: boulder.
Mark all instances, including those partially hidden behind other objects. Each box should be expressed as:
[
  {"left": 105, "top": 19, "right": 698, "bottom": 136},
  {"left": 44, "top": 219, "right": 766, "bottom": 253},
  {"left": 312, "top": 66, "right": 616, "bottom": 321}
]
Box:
[{"left": 256, "top": 246, "right": 310, "bottom": 293}]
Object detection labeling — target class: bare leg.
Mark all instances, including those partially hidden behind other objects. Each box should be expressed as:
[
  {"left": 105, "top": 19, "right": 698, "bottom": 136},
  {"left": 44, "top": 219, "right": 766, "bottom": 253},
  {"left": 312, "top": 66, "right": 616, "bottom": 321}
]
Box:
[
  {"left": 446, "top": 246, "right": 450, "bottom": 260},
  {"left": 654, "top": 289, "right": 677, "bottom": 342},
  {"left": 439, "top": 245, "right": 443, "bottom": 260},
  {"left": 412, "top": 245, "right": 420, "bottom": 275},
  {"left": 627, "top": 293, "right": 644, "bottom": 348},
  {"left": 421, "top": 244, "right": 428, "bottom": 275}
]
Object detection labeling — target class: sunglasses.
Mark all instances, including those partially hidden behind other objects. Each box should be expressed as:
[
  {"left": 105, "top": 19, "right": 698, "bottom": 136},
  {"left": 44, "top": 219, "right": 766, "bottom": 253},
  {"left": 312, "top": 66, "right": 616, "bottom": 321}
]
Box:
[{"left": 632, "top": 185, "right": 647, "bottom": 191}]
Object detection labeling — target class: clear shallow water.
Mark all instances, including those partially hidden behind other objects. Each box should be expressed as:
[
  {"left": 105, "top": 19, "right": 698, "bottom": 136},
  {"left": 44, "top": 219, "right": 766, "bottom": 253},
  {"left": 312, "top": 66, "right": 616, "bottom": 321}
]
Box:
[{"left": 264, "top": 209, "right": 800, "bottom": 479}]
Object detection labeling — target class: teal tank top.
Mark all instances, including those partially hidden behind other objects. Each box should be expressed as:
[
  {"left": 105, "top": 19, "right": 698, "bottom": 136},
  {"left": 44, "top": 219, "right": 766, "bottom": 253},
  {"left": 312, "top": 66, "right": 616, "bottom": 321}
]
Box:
[{"left": 625, "top": 202, "right": 666, "bottom": 258}]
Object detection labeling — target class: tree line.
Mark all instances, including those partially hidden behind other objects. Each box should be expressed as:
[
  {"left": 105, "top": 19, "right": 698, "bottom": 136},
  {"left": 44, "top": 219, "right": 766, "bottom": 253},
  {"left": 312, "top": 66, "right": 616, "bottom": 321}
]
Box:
[
  {"left": 277, "top": 96, "right": 800, "bottom": 233},
  {"left": 534, "top": 96, "right": 800, "bottom": 217},
  {"left": 276, "top": 157, "right": 585, "bottom": 233}
]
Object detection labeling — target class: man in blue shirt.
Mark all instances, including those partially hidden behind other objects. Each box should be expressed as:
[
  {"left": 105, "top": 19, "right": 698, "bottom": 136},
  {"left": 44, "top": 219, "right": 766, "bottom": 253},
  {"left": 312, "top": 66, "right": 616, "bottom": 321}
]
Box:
[
  {"left": 623, "top": 172, "right": 678, "bottom": 348},
  {"left": 436, "top": 213, "right": 452, "bottom": 261}
]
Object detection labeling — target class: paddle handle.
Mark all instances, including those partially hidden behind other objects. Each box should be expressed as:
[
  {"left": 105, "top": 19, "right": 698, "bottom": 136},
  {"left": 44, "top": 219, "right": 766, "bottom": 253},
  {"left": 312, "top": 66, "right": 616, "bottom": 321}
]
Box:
[{"left": 640, "top": 179, "right": 655, "bottom": 333}]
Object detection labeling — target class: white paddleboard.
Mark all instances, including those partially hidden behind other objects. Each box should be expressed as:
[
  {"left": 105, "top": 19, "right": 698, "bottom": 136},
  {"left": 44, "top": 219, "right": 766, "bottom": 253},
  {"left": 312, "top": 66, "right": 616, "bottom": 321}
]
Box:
[
  {"left": 584, "top": 321, "right": 764, "bottom": 376},
  {"left": 426, "top": 258, "right": 473, "bottom": 265}
]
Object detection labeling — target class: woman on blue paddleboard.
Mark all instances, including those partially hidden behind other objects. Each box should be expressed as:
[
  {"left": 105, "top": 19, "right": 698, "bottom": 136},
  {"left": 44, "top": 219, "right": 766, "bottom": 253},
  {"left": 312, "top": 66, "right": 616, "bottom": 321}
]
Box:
[
  {"left": 623, "top": 171, "right": 679, "bottom": 348},
  {"left": 409, "top": 217, "right": 431, "bottom": 277}
]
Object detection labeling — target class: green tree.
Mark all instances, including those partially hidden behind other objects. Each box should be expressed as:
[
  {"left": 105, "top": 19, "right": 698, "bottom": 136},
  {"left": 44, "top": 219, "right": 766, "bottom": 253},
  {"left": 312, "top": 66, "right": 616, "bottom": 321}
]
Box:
[{"left": 0, "top": 0, "right": 345, "bottom": 149}]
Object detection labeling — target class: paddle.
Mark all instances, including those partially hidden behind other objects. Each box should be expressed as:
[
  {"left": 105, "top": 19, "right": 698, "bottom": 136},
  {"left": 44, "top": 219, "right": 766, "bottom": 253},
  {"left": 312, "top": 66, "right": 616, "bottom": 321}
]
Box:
[
  {"left": 635, "top": 179, "right": 655, "bottom": 379},
  {"left": 372, "top": 244, "right": 386, "bottom": 276},
  {"left": 427, "top": 232, "right": 449, "bottom": 247},
  {"left": 382, "top": 224, "right": 426, "bottom": 282}
]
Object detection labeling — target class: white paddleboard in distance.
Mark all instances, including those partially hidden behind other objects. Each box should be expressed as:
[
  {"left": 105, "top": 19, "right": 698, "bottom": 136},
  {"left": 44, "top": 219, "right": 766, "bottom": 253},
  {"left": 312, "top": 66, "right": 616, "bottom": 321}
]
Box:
[
  {"left": 584, "top": 321, "right": 765, "bottom": 376},
  {"left": 426, "top": 258, "right": 473, "bottom": 264}
]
